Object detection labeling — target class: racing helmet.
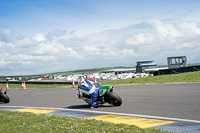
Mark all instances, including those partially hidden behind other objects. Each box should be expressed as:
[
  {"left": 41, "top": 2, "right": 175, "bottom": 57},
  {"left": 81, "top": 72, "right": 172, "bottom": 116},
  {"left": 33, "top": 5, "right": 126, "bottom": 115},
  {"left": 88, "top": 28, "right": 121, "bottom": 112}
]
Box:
[{"left": 77, "top": 77, "right": 85, "bottom": 86}]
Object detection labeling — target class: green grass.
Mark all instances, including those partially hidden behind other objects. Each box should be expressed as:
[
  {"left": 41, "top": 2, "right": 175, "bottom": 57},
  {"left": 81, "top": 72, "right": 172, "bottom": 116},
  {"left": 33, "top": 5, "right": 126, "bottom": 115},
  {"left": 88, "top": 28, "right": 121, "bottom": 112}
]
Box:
[
  {"left": 0, "top": 110, "right": 170, "bottom": 133},
  {"left": 99, "top": 71, "right": 200, "bottom": 85},
  {"left": 1, "top": 71, "right": 199, "bottom": 89}
]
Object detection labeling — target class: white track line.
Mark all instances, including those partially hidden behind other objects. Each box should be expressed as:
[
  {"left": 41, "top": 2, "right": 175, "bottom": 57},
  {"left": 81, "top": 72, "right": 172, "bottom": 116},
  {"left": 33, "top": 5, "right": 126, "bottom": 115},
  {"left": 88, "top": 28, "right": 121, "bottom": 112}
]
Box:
[{"left": 1, "top": 106, "right": 200, "bottom": 124}]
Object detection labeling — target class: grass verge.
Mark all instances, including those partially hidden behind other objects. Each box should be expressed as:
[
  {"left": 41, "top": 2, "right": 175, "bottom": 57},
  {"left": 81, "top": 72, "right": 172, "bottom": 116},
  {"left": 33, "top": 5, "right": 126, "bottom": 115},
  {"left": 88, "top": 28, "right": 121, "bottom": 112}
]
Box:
[
  {"left": 0, "top": 110, "right": 170, "bottom": 133},
  {"left": 1, "top": 72, "right": 199, "bottom": 88},
  {"left": 99, "top": 71, "right": 200, "bottom": 85}
]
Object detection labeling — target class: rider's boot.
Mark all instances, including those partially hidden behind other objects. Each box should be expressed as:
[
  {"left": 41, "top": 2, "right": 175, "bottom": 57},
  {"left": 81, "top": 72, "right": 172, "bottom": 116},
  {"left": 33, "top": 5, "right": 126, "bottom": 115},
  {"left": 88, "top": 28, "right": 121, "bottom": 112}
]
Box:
[
  {"left": 89, "top": 96, "right": 98, "bottom": 108},
  {"left": 90, "top": 104, "right": 98, "bottom": 109}
]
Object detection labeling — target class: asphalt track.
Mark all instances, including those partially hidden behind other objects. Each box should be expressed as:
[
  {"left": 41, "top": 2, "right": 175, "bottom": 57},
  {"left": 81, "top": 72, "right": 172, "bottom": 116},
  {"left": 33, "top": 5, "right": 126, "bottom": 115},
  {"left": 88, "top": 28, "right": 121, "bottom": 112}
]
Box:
[{"left": 1, "top": 83, "right": 200, "bottom": 132}]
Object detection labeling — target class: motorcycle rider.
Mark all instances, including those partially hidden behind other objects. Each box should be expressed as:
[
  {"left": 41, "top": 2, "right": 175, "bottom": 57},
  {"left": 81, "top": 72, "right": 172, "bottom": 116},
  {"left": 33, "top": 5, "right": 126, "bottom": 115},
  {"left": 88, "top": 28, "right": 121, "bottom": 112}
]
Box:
[{"left": 77, "top": 77, "right": 99, "bottom": 108}]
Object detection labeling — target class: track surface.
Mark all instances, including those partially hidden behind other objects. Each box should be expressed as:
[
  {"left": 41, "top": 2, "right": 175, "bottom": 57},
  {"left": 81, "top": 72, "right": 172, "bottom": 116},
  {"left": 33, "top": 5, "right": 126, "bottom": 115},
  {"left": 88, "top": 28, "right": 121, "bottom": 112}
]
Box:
[{"left": 1, "top": 83, "right": 200, "bottom": 121}]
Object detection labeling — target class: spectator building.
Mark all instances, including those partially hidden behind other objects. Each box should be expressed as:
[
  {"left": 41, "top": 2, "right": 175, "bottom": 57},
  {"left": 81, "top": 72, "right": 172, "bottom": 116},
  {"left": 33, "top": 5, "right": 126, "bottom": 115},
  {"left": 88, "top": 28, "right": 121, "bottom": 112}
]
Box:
[
  {"left": 136, "top": 60, "right": 157, "bottom": 73},
  {"left": 104, "top": 68, "right": 136, "bottom": 75},
  {"left": 167, "top": 56, "right": 187, "bottom": 69}
]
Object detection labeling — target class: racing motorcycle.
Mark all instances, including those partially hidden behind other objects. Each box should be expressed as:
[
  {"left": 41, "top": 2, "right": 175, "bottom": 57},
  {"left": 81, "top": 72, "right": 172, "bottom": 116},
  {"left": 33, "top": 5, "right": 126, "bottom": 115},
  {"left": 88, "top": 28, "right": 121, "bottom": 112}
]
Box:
[
  {"left": 0, "top": 88, "right": 10, "bottom": 103},
  {"left": 77, "top": 83, "right": 122, "bottom": 107}
]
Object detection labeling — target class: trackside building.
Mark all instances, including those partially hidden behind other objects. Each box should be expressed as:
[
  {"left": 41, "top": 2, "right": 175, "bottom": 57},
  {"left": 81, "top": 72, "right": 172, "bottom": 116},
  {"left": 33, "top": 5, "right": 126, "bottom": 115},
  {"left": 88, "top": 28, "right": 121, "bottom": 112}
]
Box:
[{"left": 136, "top": 60, "right": 157, "bottom": 73}]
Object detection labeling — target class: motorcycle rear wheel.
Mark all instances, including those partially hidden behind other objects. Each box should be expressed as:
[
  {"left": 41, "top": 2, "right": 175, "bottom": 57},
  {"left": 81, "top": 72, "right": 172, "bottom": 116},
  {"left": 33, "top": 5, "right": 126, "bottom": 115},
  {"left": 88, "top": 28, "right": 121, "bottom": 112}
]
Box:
[
  {"left": 107, "top": 92, "right": 122, "bottom": 106},
  {"left": 0, "top": 93, "right": 10, "bottom": 103}
]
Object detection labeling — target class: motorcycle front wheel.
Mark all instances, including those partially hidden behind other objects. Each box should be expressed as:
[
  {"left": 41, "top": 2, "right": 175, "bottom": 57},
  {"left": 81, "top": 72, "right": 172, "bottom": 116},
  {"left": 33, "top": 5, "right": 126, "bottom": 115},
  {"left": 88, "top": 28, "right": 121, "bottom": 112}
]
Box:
[
  {"left": 0, "top": 93, "right": 10, "bottom": 103},
  {"left": 106, "top": 92, "right": 122, "bottom": 106}
]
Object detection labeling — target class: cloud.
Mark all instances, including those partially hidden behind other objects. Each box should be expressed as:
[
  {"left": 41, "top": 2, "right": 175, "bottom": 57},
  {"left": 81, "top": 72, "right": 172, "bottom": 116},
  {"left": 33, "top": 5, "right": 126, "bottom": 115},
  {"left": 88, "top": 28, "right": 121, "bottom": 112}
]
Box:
[
  {"left": 121, "top": 49, "right": 136, "bottom": 57},
  {"left": 180, "top": 22, "right": 200, "bottom": 35},
  {"left": 0, "top": 41, "right": 15, "bottom": 48},
  {"left": 0, "top": 17, "right": 200, "bottom": 75},
  {"left": 0, "top": 29, "right": 20, "bottom": 43},
  {"left": 33, "top": 33, "right": 46, "bottom": 42},
  {"left": 177, "top": 43, "right": 195, "bottom": 49},
  {"left": 148, "top": 19, "right": 183, "bottom": 39},
  {"left": 0, "top": 59, "right": 11, "bottom": 67},
  {"left": 46, "top": 29, "right": 69, "bottom": 41},
  {"left": 126, "top": 33, "right": 155, "bottom": 46},
  {"left": 18, "top": 61, "right": 33, "bottom": 65}
]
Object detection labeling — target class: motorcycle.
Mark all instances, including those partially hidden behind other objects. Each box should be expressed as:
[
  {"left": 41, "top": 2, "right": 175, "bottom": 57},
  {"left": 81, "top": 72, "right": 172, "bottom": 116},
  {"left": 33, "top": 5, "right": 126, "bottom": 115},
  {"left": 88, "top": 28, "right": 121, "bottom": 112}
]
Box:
[
  {"left": 77, "top": 83, "right": 122, "bottom": 107},
  {"left": 0, "top": 88, "right": 10, "bottom": 103}
]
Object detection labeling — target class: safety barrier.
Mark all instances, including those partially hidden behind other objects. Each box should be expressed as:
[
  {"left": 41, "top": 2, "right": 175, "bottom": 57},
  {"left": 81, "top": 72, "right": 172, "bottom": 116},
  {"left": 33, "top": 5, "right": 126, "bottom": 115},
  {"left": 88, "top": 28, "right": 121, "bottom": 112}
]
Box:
[{"left": 158, "top": 65, "right": 200, "bottom": 75}]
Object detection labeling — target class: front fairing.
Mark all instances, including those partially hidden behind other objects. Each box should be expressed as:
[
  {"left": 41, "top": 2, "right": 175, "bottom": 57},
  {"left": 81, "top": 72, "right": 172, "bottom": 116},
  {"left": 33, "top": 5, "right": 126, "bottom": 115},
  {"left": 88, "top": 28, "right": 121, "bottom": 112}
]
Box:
[{"left": 99, "top": 85, "right": 113, "bottom": 97}]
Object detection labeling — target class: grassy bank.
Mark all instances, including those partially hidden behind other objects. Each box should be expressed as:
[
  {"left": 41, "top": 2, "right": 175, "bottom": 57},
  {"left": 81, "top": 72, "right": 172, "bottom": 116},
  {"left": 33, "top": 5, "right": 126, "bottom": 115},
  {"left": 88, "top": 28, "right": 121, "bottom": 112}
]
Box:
[
  {"left": 0, "top": 110, "right": 169, "bottom": 133},
  {"left": 99, "top": 71, "right": 200, "bottom": 85}
]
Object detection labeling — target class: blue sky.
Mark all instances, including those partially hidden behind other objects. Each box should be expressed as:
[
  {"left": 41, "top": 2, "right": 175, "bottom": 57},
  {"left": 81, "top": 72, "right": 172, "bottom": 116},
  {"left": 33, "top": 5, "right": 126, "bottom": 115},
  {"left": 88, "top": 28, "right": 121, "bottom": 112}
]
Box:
[
  {"left": 1, "top": 0, "right": 199, "bottom": 36},
  {"left": 0, "top": 0, "right": 200, "bottom": 75}
]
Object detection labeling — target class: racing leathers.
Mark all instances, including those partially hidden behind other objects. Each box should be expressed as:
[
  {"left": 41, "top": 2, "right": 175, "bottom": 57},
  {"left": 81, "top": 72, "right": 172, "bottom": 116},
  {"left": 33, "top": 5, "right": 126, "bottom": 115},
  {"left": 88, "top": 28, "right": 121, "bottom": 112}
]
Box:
[{"left": 78, "top": 80, "right": 98, "bottom": 108}]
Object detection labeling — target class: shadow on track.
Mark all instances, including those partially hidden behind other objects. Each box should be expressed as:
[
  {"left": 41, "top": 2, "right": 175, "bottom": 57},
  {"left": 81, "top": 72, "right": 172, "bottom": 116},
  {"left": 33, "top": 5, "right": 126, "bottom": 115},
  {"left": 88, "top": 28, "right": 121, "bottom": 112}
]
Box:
[
  {"left": 66, "top": 104, "right": 113, "bottom": 109},
  {"left": 66, "top": 105, "right": 90, "bottom": 109}
]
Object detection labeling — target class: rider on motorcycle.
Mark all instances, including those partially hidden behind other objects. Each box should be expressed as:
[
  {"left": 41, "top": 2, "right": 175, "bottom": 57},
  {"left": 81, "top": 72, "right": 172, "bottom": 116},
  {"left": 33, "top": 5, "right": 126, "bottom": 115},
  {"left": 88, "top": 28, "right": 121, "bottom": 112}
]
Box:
[{"left": 77, "top": 77, "right": 98, "bottom": 108}]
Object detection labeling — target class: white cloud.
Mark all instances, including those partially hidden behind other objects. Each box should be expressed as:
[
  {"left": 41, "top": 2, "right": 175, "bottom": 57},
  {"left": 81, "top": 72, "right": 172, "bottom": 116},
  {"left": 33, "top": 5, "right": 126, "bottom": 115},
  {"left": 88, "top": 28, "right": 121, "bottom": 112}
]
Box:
[
  {"left": 33, "top": 33, "right": 46, "bottom": 42},
  {"left": 0, "top": 59, "right": 11, "bottom": 67},
  {"left": 16, "top": 37, "right": 37, "bottom": 46},
  {"left": 126, "top": 33, "right": 154, "bottom": 45},
  {"left": 177, "top": 43, "right": 194, "bottom": 49},
  {"left": 0, "top": 41, "right": 15, "bottom": 48},
  {"left": 65, "top": 47, "right": 79, "bottom": 58},
  {"left": 147, "top": 18, "right": 183, "bottom": 39},
  {"left": 0, "top": 29, "right": 21, "bottom": 43},
  {"left": 121, "top": 49, "right": 136, "bottom": 57},
  {"left": 82, "top": 46, "right": 100, "bottom": 56},
  {"left": 18, "top": 61, "right": 33, "bottom": 65},
  {"left": 0, "top": 17, "right": 200, "bottom": 75},
  {"left": 180, "top": 22, "right": 200, "bottom": 35}
]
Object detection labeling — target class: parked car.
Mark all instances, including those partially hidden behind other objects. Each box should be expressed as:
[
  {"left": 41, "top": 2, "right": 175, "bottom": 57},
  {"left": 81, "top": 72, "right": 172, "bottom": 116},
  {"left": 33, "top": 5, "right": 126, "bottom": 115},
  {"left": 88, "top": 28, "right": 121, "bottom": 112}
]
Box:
[
  {"left": 90, "top": 73, "right": 100, "bottom": 79},
  {"left": 54, "top": 75, "right": 66, "bottom": 79},
  {"left": 109, "top": 75, "right": 118, "bottom": 80},
  {"left": 100, "top": 74, "right": 110, "bottom": 80},
  {"left": 133, "top": 74, "right": 140, "bottom": 78}
]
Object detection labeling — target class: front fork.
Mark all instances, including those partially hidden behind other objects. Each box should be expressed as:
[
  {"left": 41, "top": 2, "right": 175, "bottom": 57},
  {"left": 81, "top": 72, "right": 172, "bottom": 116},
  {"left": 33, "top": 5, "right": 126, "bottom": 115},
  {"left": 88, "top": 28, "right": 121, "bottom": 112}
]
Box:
[
  {"left": 110, "top": 86, "right": 114, "bottom": 92},
  {"left": 0, "top": 89, "right": 8, "bottom": 95},
  {"left": 97, "top": 97, "right": 105, "bottom": 105}
]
